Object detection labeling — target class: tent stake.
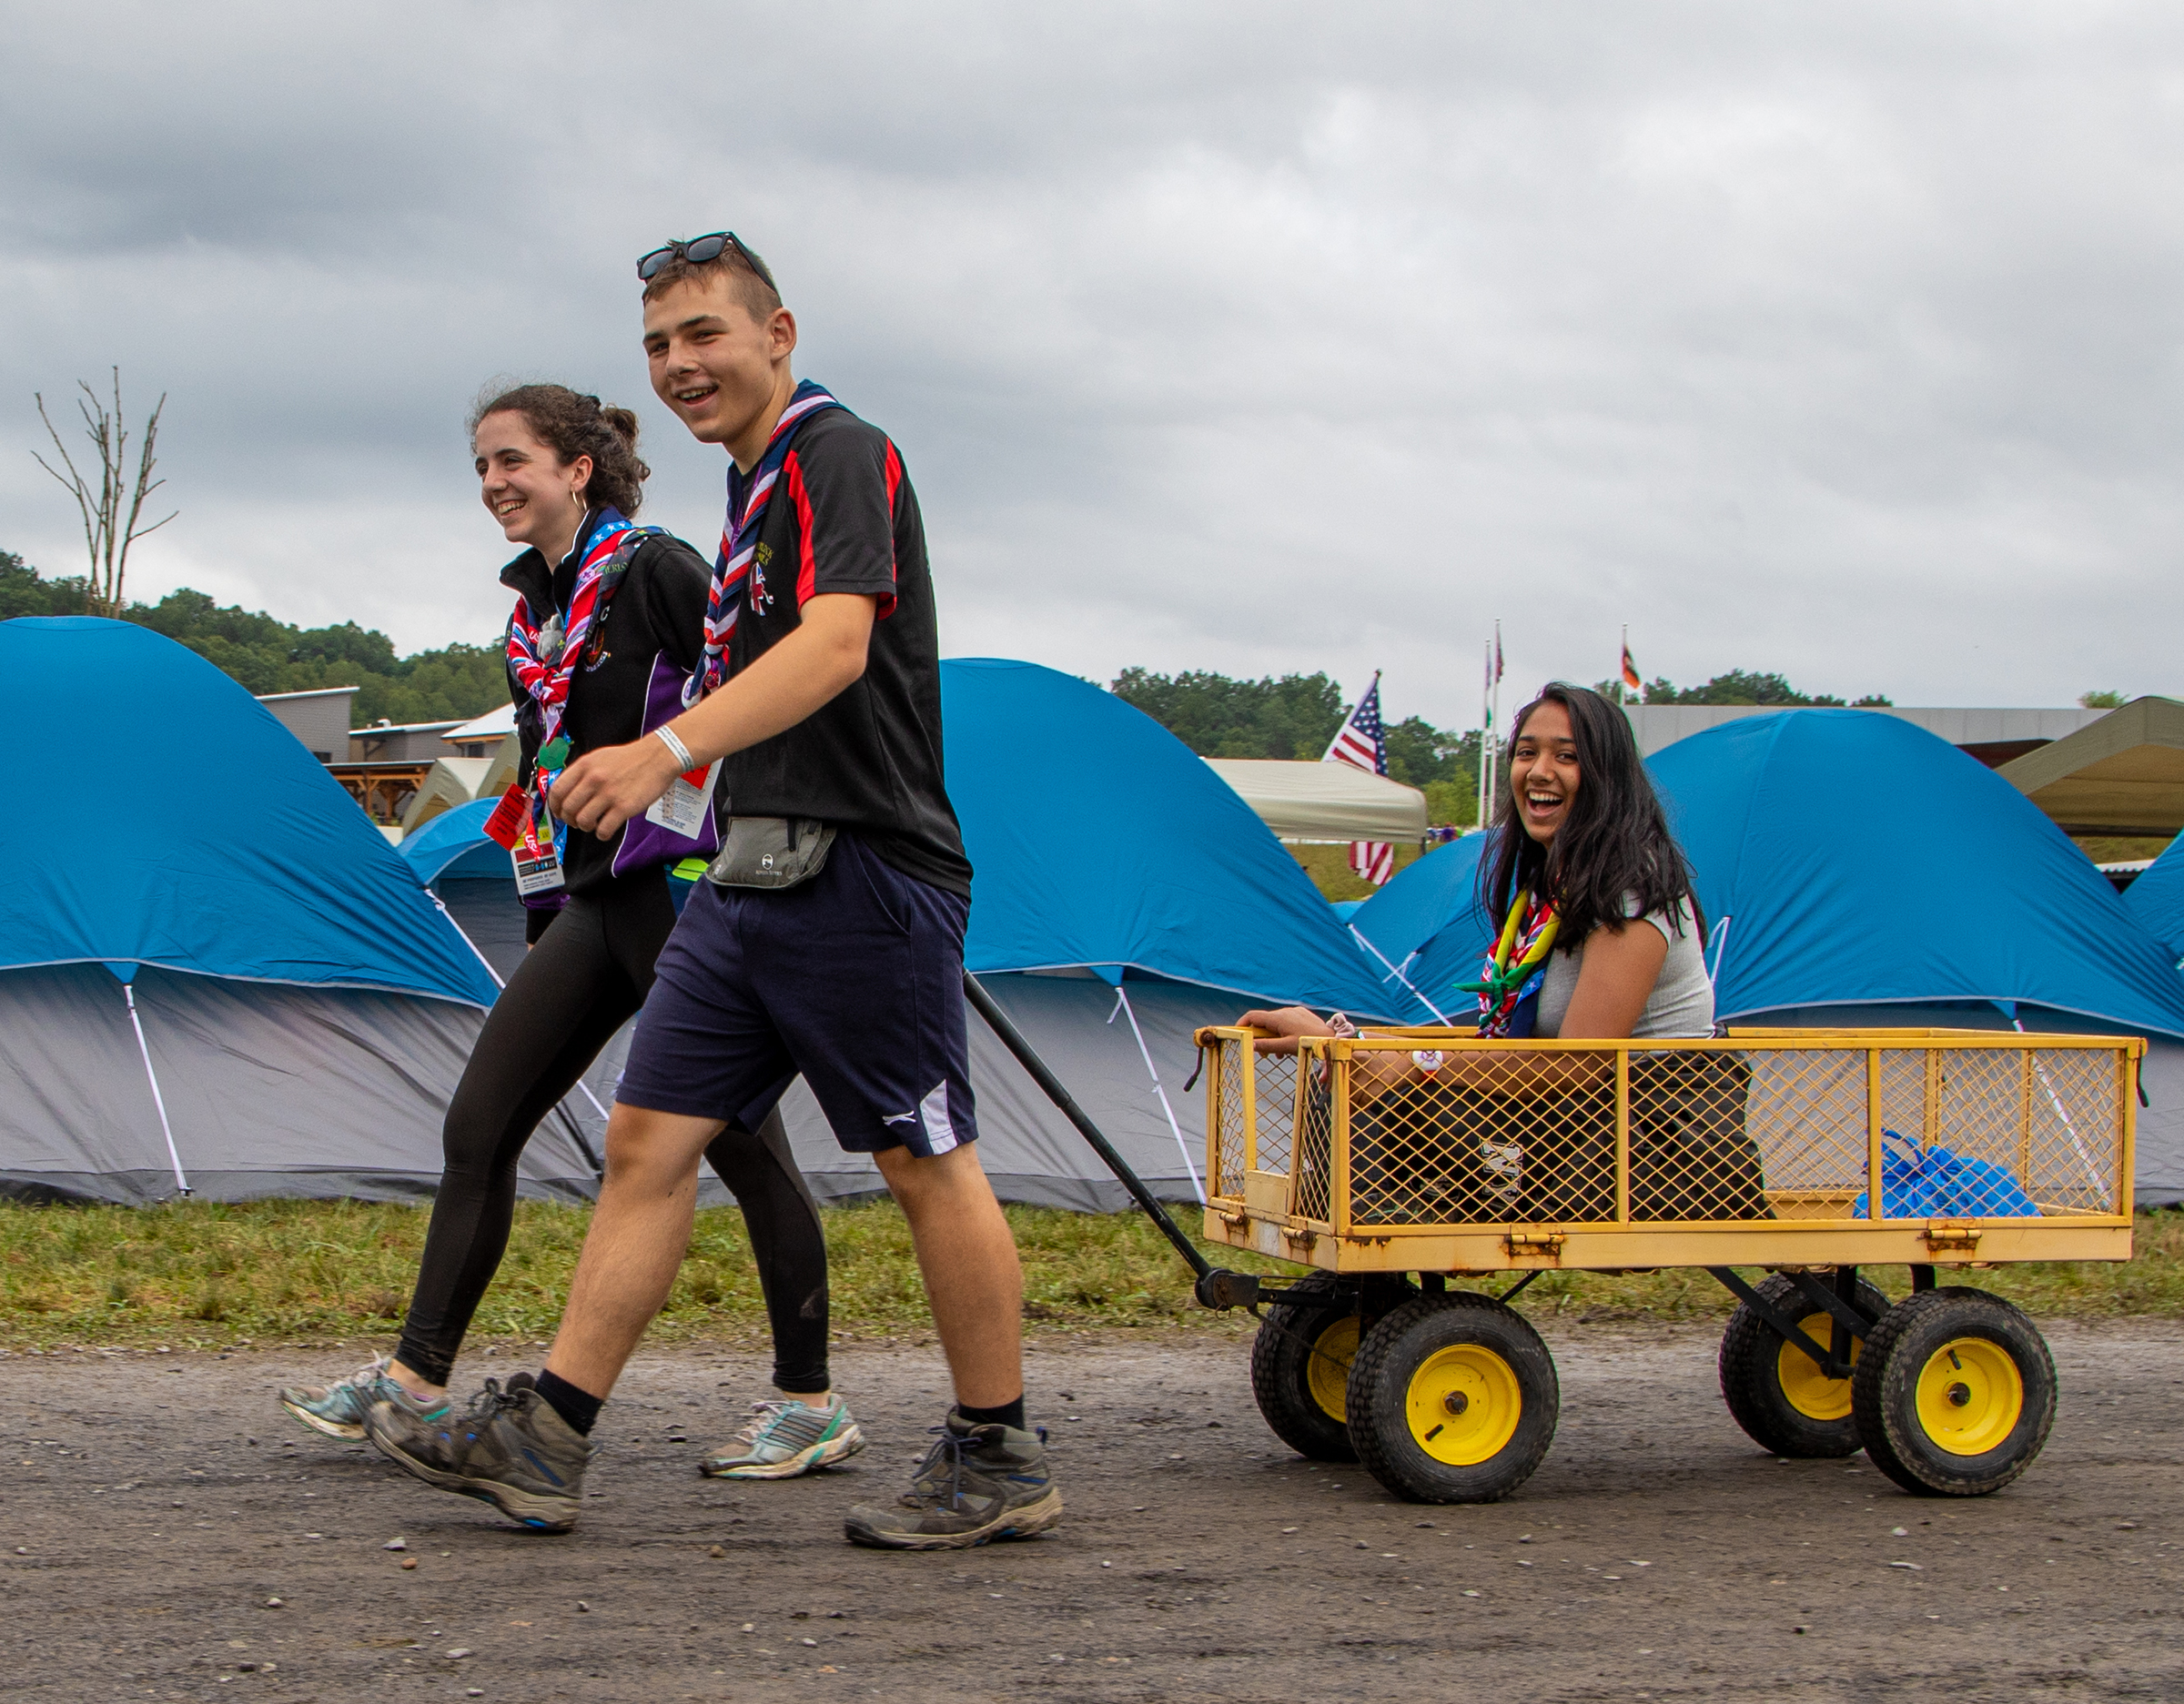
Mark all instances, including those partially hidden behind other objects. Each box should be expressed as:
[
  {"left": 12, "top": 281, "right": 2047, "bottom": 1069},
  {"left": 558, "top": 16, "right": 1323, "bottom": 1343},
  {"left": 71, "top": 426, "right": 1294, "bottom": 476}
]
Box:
[
  {"left": 962, "top": 971, "right": 1212, "bottom": 1283},
  {"left": 121, "top": 983, "right": 189, "bottom": 1197},
  {"left": 1107, "top": 983, "right": 1206, "bottom": 1204}
]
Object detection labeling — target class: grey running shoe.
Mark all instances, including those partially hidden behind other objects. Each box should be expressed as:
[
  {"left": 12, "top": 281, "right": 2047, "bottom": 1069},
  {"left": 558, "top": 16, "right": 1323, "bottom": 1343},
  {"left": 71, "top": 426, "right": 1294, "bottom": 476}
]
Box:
[
  {"left": 844, "top": 1412, "right": 1062, "bottom": 1550},
  {"left": 364, "top": 1374, "right": 592, "bottom": 1533},
  {"left": 278, "top": 1356, "right": 447, "bottom": 1442},
  {"left": 701, "top": 1396, "right": 865, "bottom": 1480}
]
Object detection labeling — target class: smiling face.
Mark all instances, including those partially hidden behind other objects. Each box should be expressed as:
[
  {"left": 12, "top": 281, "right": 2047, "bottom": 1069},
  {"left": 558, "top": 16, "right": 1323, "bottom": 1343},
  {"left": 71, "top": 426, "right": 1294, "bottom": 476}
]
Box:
[
  {"left": 474, "top": 411, "right": 591, "bottom": 552},
  {"left": 1510, "top": 699, "right": 1582, "bottom": 846},
  {"left": 642, "top": 273, "right": 797, "bottom": 469}
]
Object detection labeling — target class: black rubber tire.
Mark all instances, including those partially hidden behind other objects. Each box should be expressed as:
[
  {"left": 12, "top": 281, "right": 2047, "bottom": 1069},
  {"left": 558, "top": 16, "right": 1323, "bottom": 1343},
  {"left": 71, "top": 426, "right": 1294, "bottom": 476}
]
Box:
[
  {"left": 1345, "top": 1292, "right": 1559, "bottom": 1503},
  {"left": 1718, "top": 1273, "right": 1890, "bottom": 1458},
  {"left": 1249, "top": 1275, "right": 1360, "bottom": 1462},
  {"left": 1851, "top": 1287, "right": 2057, "bottom": 1497}
]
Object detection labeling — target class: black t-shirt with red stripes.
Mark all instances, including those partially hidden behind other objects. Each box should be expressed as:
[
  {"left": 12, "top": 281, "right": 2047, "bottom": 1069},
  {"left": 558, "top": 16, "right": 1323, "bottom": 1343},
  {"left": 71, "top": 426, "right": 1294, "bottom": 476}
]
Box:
[{"left": 717, "top": 407, "right": 972, "bottom": 897}]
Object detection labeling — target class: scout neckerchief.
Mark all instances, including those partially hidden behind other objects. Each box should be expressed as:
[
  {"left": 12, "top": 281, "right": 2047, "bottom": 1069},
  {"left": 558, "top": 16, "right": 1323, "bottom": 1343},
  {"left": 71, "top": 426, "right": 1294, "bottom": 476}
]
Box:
[
  {"left": 1458, "top": 887, "right": 1562, "bottom": 1037},
  {"left": 485, "top": 506, "right": 660, "bottom": 857},
  {"left": 683, "top": 379, "right": 846, "bottom": 705}
]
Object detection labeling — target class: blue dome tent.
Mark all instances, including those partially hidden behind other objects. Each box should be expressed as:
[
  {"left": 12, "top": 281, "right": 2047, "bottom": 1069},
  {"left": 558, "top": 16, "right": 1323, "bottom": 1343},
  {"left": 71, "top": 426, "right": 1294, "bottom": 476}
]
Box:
[
  {"left": 0, "top": 618, "right": 597, "bottom": 1202},
  {"left": 1647, "top": 712, "right": 2184, "bottom": 1041},
  {"left": 1347, "top": 833, "right": 1491, "bottom": 1021},
  {"left": 399, "top": 797, "right": 531, "bottom": 983},
  {"left": 2123, "top": 832, "right": 2184, "bottom": 966}
]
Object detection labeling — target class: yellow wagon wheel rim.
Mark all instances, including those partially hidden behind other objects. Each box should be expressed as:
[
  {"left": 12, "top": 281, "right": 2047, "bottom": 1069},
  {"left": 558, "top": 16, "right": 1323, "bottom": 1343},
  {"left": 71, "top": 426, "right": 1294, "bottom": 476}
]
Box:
[
  {"left": 1915, "top": 1336, "right": 2024, "bottom": 1457},
  {"left": 1306, "top": 1315, "right": 1360, "bottom": 1423},
  {"left": 1777, "top": 1312, "right": 1859, "bottom": 1421},
  {"left": 1405, "top": 1344, "right": 1522, "bottom": 1466}
]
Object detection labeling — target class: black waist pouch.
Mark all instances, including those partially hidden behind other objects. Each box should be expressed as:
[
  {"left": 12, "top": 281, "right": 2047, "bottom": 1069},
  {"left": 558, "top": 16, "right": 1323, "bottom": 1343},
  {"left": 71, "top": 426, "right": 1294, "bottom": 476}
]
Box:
[{"left": 703, "top": 816, "right": 837, "bottom": 891}]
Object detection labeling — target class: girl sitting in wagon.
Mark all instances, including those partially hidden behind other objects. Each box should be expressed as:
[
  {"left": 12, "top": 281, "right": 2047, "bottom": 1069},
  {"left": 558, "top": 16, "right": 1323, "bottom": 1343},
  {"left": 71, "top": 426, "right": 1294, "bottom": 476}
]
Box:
[{"left": 1242, "top": 682, "right": 1765, "bottom": 1224}]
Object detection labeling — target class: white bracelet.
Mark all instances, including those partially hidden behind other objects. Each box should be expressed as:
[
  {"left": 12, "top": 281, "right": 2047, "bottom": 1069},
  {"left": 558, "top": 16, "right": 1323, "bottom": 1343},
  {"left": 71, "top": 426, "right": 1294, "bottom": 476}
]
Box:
[{"left": 653, "top": 725, "right": 695, "bottom": 771}]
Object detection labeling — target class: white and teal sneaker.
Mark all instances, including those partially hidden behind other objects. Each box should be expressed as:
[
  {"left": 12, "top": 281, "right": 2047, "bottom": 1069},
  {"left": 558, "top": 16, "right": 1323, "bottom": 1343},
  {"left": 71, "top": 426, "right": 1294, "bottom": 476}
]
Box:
[
  {"left": 278, "top": 1356, "right": 448, "bottom": 1441},
  {"left": 700, "top": 1396, "right": 865, "bottom": 1479}
]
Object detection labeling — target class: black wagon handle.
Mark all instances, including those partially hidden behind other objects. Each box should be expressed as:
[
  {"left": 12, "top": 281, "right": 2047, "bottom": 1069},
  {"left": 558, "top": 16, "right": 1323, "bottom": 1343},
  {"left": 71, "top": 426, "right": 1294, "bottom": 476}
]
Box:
[{"left": 963, "top": 970, "right": 1280, "bottom": 1309}]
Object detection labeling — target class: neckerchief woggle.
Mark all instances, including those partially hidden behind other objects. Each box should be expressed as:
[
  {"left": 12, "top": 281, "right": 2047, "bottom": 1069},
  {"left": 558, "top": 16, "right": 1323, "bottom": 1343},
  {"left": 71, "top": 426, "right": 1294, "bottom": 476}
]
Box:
[
  {"left": 682, "top": 379, "right": 845, "bottom": 706},
  {"left": 1454, "top": 888, "right": 1561, "bottom": 1038},
  {"left": 483, "top": 506, "right": 662, "bottom": 862}
]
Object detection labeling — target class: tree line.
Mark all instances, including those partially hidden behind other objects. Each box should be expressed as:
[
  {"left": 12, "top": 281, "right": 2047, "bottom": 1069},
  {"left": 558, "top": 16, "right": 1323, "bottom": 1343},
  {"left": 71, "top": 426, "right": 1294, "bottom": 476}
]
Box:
[
  {"left": 0, "top": 551, "right": 508, "bottom": 729},
  {"left": 1111, "top": 668, "right": 1482, "bottom": 826},
  {"left": 1111, "top": 666, "right": 1930, "bottom": 829}
]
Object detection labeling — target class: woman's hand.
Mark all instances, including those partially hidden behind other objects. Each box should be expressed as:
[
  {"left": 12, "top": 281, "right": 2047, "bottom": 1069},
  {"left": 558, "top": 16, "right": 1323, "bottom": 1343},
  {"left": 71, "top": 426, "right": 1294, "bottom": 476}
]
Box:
[{"left": 1236, "top": 1006, "right": 1335, "bottom": 1054}]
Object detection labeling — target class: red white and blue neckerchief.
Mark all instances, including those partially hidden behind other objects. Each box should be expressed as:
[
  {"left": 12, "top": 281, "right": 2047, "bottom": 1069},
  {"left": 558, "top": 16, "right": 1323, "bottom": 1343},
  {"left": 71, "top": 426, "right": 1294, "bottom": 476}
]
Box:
[
  {"left": 1458, "top": 889, "right": 1562, "bottom": 1038},
  {"left": 494, "top": 506, "right": 660, "bottom": 846},
  {"left": 683, "top": 379, "right": 845, "bottom": 705}
]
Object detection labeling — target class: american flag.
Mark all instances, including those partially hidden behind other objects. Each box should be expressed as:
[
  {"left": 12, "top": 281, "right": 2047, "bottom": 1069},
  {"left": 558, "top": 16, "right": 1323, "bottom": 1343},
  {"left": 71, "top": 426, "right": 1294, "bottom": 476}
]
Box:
[{"left": 1326, "top": 674, "right": 1394, "bottom": 886}]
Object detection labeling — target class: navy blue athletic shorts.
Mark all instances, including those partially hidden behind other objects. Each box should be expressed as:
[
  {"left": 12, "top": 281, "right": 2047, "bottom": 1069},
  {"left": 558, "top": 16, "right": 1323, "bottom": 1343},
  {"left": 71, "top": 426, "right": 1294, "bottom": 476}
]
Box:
[{"left": 617, "top": 831, "right": 977, "bottom": 1158}]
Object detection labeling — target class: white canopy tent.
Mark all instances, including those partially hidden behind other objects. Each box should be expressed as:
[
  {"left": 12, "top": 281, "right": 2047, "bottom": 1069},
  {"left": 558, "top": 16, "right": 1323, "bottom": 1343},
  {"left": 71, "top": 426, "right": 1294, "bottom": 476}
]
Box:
[{"left": 1202, "top": 758, "right": 1428, "bottom": 842}]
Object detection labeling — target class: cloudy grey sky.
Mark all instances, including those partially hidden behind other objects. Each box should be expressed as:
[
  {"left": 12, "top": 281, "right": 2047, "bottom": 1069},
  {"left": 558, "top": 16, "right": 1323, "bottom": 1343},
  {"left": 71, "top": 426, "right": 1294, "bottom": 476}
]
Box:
[{"left": 4, "top": 2, "right": 2180, "bottom": 730}]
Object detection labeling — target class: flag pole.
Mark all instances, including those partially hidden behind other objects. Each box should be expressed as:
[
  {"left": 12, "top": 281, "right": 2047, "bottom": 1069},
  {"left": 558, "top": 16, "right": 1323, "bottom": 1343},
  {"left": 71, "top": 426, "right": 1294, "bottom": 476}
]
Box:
[
  {"left": 1620, "top": 623, "right": 1628, "bottom": 707},
  {"left": 1487, "top": 620, "right": 1503, "bottom": 827},
  {"left": 1476, "top": 639, "right": 1491, "bottom": 831}
]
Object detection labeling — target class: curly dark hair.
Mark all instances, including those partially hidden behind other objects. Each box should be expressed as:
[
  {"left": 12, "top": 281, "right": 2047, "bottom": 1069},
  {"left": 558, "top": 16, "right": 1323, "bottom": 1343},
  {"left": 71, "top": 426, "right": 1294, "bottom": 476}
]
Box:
[
  {"left": 469, "top": 383, "right": 651, "bottom": 516},
  {"left": 1479, "top": 681, "right": 1705, "bottom": 951}
]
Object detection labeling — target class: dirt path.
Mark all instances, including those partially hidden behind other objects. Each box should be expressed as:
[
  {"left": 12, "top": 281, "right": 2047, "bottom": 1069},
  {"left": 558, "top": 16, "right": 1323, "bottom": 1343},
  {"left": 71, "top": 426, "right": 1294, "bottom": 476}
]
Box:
[{"left": 5, "top": 1318, "right": 2182, "bottom": 1702}]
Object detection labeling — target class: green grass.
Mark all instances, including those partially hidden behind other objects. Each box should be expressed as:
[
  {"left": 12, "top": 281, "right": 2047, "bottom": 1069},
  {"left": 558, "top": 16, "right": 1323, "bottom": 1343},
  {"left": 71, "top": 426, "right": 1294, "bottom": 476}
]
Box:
[
  {"left": 2, "top": 1198, "right": 2181, "bottom": 1352},
  {"left": 1287, "top": 840, "right": 1431, "bottom": 901}
]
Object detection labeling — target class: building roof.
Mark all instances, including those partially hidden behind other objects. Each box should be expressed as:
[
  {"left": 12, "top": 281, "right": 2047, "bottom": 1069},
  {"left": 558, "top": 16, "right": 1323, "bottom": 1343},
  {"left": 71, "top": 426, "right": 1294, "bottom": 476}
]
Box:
[
  {"left": 1621, "top": 702, "right": 2106, "bottom": 762},
  {"left": 1995, "top": 698, "right": 2184, "bottom": 836},
  {"left": 254, "top": 686, "right": 358, "bottom": 703},
  {"left": 444, "top": 702, "right": 517, "bottom": 742},
  {"left": 350, "top": 719, "right": 464, "bottom": 738}
]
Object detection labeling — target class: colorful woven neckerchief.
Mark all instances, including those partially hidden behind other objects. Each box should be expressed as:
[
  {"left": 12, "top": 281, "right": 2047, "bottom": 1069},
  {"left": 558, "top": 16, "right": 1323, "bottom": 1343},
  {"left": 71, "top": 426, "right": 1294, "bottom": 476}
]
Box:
[
  {"left": 1458, "top": 888, "right": 1561, "bottom": 1037},
  {"left": 683, "top": 379, "right": 845, "bottom": 705},
  {"left": 493, "top": 506, "right": 660, "bottom": 849}
]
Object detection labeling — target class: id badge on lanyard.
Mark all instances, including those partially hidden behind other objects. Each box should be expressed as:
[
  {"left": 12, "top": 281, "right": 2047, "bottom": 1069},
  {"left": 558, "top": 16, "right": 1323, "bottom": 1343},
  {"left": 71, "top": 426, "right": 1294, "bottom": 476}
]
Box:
[
  {"left": 644, "top": 759, "right": 723, "bottom": 839},
  {"left": 511, "top": 809, "right": 565, "bottom": 897}
]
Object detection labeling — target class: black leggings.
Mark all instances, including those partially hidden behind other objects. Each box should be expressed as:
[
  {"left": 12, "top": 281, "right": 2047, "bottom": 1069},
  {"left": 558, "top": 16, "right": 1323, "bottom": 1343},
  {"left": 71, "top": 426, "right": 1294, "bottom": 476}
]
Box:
[{"left": 395, "top": 871, "right": 830, "bottom": 1393}]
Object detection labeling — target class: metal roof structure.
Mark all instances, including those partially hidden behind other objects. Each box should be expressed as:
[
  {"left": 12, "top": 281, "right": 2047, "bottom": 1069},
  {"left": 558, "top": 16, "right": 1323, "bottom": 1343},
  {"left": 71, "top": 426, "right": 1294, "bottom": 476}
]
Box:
[{"left": 1995, "top": 697, "right": 2184, "bottom": 836}]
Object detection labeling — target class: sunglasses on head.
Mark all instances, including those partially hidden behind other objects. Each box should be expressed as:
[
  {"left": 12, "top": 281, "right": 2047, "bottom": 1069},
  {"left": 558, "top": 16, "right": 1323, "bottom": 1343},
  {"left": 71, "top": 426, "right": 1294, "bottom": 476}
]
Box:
[{"left": 635, "top": 231, "right": 777, "bottom": 295}]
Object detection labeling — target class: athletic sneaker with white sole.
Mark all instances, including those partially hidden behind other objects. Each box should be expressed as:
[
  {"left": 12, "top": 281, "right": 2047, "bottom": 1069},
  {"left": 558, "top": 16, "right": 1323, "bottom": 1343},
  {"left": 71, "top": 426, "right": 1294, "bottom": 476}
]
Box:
[
  {"left": 843, "top": 1412, "right": 1062, "bottom": 1550},
  {"left": 278, "top": 1356, "right": 448, "bottom": 1441},
  {"left": 701, "top": 1396, "right": 865, "bottom": 1479},
  {"left": 364, "top": 1373, "right": 592, "bottom": 1532}
]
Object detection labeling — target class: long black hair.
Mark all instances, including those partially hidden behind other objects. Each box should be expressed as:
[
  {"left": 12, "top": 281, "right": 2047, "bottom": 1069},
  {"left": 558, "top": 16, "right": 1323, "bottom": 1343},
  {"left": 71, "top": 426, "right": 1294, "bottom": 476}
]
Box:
[{"left": 1479, "top": 681, "right": 1704, "bottom": 950}]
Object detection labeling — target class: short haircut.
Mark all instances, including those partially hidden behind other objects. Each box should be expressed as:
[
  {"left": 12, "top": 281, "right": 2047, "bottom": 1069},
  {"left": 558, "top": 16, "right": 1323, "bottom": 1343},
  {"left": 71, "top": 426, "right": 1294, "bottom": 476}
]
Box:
[{"left": 640, "top": 240, "right": 784, "bottom": 322}]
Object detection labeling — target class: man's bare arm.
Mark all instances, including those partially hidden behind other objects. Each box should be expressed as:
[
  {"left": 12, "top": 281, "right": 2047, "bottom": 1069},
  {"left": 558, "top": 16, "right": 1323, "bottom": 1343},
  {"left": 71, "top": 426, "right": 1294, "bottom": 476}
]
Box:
[{"left": 550, "top": 593, "right": 878, "bottom": 839}]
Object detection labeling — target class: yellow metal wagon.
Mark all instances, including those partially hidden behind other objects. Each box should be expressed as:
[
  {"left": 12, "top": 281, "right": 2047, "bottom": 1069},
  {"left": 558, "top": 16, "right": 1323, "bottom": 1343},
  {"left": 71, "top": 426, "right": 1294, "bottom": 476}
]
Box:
[{"left": 1188, "top": 1025, "right": 2142, "bottom": 1505}]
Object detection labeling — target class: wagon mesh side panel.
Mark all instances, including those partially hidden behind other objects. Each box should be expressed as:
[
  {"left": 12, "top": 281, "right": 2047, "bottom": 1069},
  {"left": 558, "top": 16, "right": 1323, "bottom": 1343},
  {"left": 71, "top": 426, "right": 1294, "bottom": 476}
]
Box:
[
  {"left": 2022, "top": 1049, "right": 2122, "bottom": 1215},
  {"left": 1347, "top": 1051, "right": 1609, "bottom": 1227},
  {"left": 1623, "top": 1048, "right": 1773, "bottom": 1222},
  {"left": 1744, "top": 1049, "right": 1871, "bottom": 1218},
  {"left": 1212, "top": 1038, "right": 1249, "bottom": 1203},
  {"left": 1292, "top": 1063, "right": 1331, "bottom": 1224},
  {"left": 1981, "top": 1048, "right": 2118, "bottom": 1216},
  {"left": 1255, "top": 1054, "right": 1298, "bottom": 1181}
]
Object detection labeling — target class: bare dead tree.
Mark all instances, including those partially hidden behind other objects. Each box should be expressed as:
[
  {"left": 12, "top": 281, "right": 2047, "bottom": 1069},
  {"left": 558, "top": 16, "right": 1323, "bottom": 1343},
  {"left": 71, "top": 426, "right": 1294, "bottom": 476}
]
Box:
[{"left": 33, "top": 368, "right": 177, "bottom": 618}]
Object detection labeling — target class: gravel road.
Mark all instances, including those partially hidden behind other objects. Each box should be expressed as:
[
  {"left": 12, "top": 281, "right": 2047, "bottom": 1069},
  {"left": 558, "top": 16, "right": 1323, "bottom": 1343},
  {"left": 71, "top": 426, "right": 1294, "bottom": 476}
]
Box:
[{"left": 5, "top": 1317, "right": 2181, "bottom": 1701}]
